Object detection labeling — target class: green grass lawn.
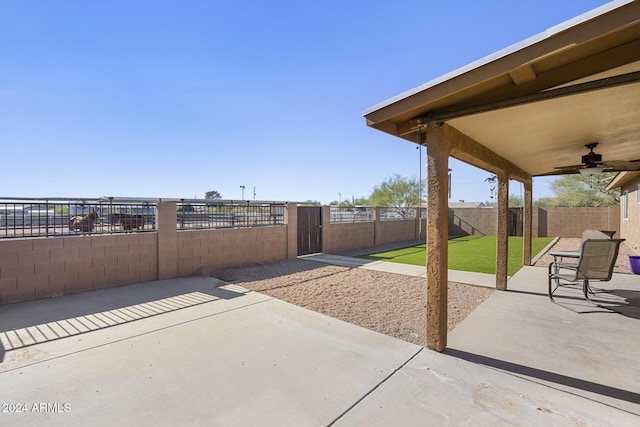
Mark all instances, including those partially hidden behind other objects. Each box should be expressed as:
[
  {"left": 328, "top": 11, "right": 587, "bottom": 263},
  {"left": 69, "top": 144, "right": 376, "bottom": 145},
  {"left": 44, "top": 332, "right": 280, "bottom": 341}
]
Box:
[{"left": 359, "top": 236, "right": 554, "bottom": 276}]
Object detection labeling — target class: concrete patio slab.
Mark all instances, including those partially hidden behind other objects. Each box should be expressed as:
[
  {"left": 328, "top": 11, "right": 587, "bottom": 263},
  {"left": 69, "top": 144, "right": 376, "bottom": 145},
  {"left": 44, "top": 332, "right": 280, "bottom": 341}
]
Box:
[
  {"left": 2, "top": 269, "right": 639, "bottom": 425},
  {"left": 334, "top": 344, "right": 640, "bottom": 426},
  {"left": 448, "top": 266, "right": 640, "bottom": 416},
  {"left": 0, "top": 277, "right": 420, "bottom": 426}
]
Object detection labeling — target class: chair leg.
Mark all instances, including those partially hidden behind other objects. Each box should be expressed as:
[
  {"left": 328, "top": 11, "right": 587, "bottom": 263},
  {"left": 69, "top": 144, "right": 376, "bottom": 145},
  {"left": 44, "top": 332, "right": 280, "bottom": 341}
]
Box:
[{"left": 548, "top": 263, "right": 556, "bottom": 300}]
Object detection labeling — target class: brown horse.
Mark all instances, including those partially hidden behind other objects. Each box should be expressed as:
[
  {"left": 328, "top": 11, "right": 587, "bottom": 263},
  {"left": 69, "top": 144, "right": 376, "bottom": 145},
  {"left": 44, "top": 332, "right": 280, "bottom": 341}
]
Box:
[
  {"left": 110, "top": 213, "right": 145, "bottom": 231},
  {"left": 69, "top": 209, "right": 99, "bottom": 232}
]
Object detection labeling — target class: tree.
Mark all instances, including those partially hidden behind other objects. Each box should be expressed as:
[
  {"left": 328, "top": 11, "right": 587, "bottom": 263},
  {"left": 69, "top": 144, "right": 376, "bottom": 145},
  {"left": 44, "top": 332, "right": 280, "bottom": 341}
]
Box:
[
  {"left": 368, "top": 174, "right": 422, "bottom": 218},
  {"left": 204, "top": 190, "right": 221, "bottom": 200},
  {"left": 546, "top": 173, "right": 619, "bottom": 207},
  {"left": 329, "top": 196, "right": 369, "bottom": 208},
  {"left": 509, "top": 194, "right": 523, "bottom": 207}
]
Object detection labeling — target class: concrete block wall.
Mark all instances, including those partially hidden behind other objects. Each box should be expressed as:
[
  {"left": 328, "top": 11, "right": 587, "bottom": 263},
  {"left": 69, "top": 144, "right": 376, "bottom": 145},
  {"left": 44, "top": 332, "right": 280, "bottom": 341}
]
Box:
[
  {"left": 449, "top": 208, "right": 496, "bottom": 236},
  {"left": 448, "top": 206, "right": 619, "bottom": 239},
  {"left": 376, "top": 219, "right": 417, "bottom": 245},
  {"left": 323, "top": 222, "right": 375, "bottom": 253},
  {"left": 0, "top": 201, "right": 624, "bottom": 306},
  {"left": 0, "top": 233, "right": 157, "bottom": 305},
  {"left": 176, "top": 226, "right": 287, "bottom": 276},
  {"left": 540, "top": 207, "right": 619, "bottom": 238}
]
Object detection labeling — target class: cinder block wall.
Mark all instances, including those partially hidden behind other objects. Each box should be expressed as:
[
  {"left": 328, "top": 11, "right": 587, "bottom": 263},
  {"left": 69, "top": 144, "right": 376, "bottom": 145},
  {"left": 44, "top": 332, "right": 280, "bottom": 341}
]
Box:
[
  {"left": 323, "top": 222, "right": 375, "bottom": 253},
  {"left": 376, "top": 219, "right": 417, "bottom": 244},
  {"left": 540, "top": 207, "right": 619, "bottom": 237},
  {"left": 0, "top": 233, "right": 157, "bottom": 305},
  {"left": 449, "top": 208, "right": 496, "bottom": 236},
  {"left": 447, "top": 206, "right": 619, "bottom": 239},
  {"left": 176, "top": 226, "right": 287, "bottom": 276}
]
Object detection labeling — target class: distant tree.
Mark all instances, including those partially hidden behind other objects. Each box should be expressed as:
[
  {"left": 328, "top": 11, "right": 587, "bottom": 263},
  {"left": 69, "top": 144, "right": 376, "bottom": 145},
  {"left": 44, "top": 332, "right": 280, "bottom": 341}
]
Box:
[
  {"left": 509, "top": 194, "right": 523, "bottom": 207},
  {"left": 329, "top": 196, "right": 369, "bottom": 208},
  {"left": 369, "top": 174, "right": 422, "bottom": 218},
  {"left": 204, "top": 190, "right": 222, "bottom": 200},
  {"left": 546, "top": 173, "right": 619, "bottom": 207},
  {"left": 534, "top": 197, "right": 556, "bottom": 207}
]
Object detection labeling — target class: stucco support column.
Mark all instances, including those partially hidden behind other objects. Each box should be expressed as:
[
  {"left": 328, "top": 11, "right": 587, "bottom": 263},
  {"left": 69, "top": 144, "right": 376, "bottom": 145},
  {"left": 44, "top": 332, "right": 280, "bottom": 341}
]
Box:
[
  {"left": 372, "top": 206, "right": 380, "bottom": 245},
  {"left": 157, "top": 201, "right": 178, "bottom": 280},
  {"left": 284, "top": 203, "right": 298, "bottom": 259},
  {"left": 424, "top": 125, "right": 450, "bottom": 352},
  {"left": 496, "top": 171, "right": 509, "bottom": 290},
  {"left": 523, "top": 179, "right": 533, "bottom": 266}
]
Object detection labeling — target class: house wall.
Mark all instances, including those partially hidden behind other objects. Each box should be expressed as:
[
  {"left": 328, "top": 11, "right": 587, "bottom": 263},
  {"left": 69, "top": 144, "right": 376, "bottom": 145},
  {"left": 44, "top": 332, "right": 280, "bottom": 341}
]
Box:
[{"left": 620, "top": 182, "right": 640, "bottom": 252}]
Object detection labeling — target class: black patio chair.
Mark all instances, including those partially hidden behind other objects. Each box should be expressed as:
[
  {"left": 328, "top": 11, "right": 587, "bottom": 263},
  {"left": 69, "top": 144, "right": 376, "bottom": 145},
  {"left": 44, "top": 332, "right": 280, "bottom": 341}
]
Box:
[{"left": 548, "top": 238, "right": 624, "bottom": 303}]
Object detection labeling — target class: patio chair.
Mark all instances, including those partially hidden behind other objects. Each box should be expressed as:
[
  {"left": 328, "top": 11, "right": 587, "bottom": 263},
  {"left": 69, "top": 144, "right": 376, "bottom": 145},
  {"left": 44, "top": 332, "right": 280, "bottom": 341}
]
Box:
[
  {"left": 548, "top": 229, "right": 616, "bottom": 263},
  {"left": 548, "top": 238, "right": 624, "bottom": 302}
]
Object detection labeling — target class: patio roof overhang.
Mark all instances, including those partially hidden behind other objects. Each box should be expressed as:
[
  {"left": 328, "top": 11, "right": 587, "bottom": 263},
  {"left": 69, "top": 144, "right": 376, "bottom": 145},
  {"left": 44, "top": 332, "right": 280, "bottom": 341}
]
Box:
[
  {"left": 364, "top": 0, "right": 640, "bottom": 178},
  {"left": 363, "top": 0, "right": 640, "bottom": 352}
]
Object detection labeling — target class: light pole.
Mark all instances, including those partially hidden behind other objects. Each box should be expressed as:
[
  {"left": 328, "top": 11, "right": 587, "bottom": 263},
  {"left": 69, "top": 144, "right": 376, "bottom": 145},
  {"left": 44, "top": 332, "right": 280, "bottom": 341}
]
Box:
[{"left": 240, "top": 185, "right": 246, "bottom": 200}]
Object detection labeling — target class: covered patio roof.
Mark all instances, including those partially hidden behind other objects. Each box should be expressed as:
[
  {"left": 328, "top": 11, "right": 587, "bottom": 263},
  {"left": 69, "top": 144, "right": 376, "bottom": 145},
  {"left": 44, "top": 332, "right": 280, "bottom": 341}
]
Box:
[
  {"left": 364, "top": 0, "right": 640, "bottom": 178},
  {"left": 363, "top": 0, "right": 640, "bottom": 352}
]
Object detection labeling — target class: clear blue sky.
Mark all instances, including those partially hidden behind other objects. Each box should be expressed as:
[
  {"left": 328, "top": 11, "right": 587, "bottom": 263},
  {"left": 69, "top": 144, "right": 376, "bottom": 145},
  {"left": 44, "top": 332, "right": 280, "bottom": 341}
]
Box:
[{"left": 1, "top": 0, "right": 608, "bottom": 203}]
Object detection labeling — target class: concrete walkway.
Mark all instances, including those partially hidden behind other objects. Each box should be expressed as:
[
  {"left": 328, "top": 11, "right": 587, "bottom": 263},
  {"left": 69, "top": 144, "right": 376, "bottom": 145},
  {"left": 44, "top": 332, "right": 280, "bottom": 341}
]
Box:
[
  {"left": 300, "top": 253, "right": 498, "bottom": 288},
  {"left": 1, "top": 266, "right": 639, "bottom": 425}
]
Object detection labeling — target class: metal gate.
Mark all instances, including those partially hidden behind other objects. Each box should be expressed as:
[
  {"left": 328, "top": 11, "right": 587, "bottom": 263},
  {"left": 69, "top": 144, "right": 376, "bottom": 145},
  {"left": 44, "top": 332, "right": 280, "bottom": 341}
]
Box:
[
  {"left": 297, "top": 206, "right": 322, "bottom": 255},
  {"left": 509, "top": 208, "right": 523, "bottom": 237}
]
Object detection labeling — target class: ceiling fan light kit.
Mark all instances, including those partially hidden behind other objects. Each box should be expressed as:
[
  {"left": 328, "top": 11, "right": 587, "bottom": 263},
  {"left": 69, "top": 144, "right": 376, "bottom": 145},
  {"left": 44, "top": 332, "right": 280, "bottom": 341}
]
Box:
[{"left": 578, "top": 166, "right": 605, "bottom": 175}]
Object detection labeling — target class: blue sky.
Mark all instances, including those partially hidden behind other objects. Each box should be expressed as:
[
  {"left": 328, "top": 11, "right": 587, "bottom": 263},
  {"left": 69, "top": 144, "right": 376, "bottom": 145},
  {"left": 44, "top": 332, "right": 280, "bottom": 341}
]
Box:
[{"left": 1, "top": 0, "right": 608, "bottom": 203}]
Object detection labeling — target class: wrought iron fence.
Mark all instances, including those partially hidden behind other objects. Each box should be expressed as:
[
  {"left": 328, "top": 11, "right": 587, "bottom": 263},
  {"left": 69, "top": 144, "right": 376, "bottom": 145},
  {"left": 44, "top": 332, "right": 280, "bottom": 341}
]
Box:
[
  {"left": 0, "top": 198, "right": 156, "bottom": 238},
  {"left": 329, "top": 206, "right": 373, "bottom": 223},
  {"left": 176, "top": 201, "right": 285, "bottom": 230},
  {"left": 380, "top": 206, "right": 415, "bottom": 220}
]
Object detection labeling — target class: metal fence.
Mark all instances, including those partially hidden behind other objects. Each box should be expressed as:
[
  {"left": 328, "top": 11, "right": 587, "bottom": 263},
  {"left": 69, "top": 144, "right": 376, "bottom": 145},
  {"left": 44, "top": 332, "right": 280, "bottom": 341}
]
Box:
[
  {"left": 380, "top": 206, "right": 415, "bottom": 221},
  {"left": 0, "top": 198, "right": 156, "bottom": 238},
  {"left": 329, "top": 206, "right": 420, "bottom": 222},
  {"left": 329, "top": 206, "right": 373, "bottom": 223},
  {"left": 176, "top": 202, "right": 285, "bottom": 230}
]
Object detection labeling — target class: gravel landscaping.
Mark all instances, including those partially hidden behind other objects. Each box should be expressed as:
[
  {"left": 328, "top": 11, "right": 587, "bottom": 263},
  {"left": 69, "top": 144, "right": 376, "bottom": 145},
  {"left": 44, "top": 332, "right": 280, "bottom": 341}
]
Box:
[{"left": 217, "top": 238, "right": 638, "bottom": 346}]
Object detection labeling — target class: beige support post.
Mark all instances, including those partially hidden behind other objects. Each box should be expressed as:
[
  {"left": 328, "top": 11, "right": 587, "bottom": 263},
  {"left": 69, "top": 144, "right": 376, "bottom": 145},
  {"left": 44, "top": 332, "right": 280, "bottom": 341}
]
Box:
[
  {"left": 321, "top": 205, "right": 331, "bottom": 253},
  {"left": 284, "top": 203, "right": 298, "bottom": 259},
  {"left": 425, "top": 125, "right": 450, "bottom": 352},
  {"left": 157, "top": 201, "right": 178, "bottom": 280},
  {"left": 496, "top": 171, "right": 509, "bottom": 290},
  {"left": 373, "top": 207, "right": 381, "bottom": 246},
  {"left": 523, "top": 179, "right": 533, "bottom": 266},
  {"left": 414, "top": 207, "right": 421, "bottom": 242}
]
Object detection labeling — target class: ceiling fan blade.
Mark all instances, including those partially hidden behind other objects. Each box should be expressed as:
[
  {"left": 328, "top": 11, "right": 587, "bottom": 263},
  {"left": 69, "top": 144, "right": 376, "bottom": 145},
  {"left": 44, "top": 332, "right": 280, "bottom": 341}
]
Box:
[
  {"left": 553, "top": 164, "right": 584, "bottom": 170},
  {"left": 539, "top": 168, "right": 581, "bottom": 176},
  {"left": 600, "top": 160, "right": 640, "bottom": 171}
]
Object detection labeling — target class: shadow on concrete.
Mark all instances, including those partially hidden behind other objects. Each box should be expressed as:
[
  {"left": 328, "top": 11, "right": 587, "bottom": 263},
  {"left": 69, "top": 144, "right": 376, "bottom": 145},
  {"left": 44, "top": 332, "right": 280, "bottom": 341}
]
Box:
[
  {"left": 550, "top": 284, "right": 640, "bottom": 319},
  {"left": 0, "top": 277, "right": 246, "bottom": 354},
  {"left": 446, "top": 348, "right": 640, "bottom": 405}
]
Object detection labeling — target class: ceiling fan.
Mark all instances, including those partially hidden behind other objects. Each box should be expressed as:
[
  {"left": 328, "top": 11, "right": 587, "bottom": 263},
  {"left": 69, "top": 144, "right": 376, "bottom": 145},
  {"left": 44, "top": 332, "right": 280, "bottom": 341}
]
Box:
[{"left": 553, "top": 143, "right": 640, "bottom": 175}]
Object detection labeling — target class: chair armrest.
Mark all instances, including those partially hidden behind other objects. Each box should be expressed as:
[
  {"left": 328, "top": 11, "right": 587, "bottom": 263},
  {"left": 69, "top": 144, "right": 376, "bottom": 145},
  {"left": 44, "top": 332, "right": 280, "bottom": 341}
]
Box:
[{"left": 550, "top": 250, "right": 579, "bottom": 259}]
